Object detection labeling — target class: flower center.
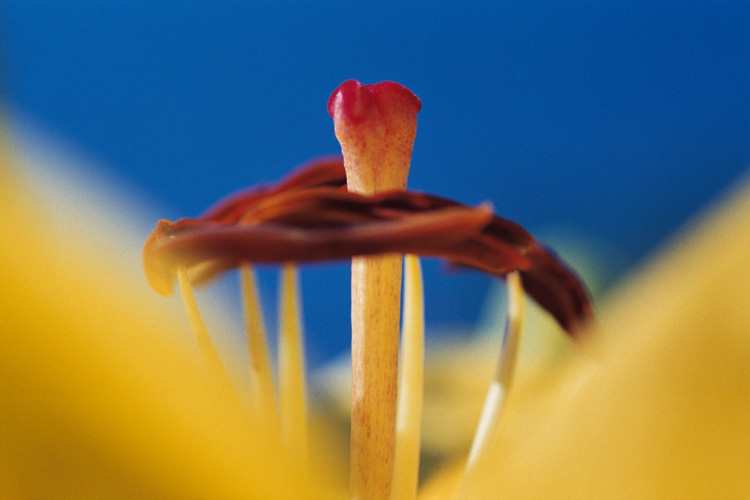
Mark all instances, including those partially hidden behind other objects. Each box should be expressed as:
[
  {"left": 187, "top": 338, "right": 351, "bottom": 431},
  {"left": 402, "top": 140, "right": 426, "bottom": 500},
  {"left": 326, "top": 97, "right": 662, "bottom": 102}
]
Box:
[{"left": 142, "top": 79, "right": 593, "bottom": 500}]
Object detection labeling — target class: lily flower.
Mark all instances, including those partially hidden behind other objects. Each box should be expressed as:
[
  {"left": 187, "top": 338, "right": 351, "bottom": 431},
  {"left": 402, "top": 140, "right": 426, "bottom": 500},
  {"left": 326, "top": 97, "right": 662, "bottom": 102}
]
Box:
[
  {"left": 142, "top": 80, "right": 592, "bottom": 500},
  {"left": 2, "top": 77, "right": 749, "bottom": 500}
]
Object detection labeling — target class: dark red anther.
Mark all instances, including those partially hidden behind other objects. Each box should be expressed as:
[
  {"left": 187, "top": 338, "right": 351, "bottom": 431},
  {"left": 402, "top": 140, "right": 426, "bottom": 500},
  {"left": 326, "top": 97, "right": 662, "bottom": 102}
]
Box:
[{"left": 143, "top": 158, "right": 593, "bottom": 337}]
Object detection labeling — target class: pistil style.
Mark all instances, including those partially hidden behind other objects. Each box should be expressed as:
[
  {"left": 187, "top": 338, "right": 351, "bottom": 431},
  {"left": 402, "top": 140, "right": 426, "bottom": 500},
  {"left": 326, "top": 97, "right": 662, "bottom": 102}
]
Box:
[{"left": 328, "top": 80, "right": 421, "bottom": 500}]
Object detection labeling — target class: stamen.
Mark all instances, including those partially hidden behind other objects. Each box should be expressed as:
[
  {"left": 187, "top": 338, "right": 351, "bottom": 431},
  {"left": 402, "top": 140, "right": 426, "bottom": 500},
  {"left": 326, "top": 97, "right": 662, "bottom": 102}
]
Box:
[
  {"left": 278, "top": 264, "right": 308, "bottom": 463},
  {"left": 240, "top": 264, "right": 277, "bottom": 428},
  {"left": 176, "top": 266, "right": 233, "bottom": 390},
  {"left": 144, "top": 184, "right": 592, "bottom": 338},
  {"left": 457, "top": 271, "right": 526, "bottom": 499},
  {"left": 390, "top": 255, "right": 425, "bottom": 500}
]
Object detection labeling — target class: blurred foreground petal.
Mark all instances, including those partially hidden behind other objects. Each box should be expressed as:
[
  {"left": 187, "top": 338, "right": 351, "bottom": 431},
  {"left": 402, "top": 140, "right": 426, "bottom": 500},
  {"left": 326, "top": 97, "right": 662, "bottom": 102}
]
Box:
[
  {"left": 0, "top": 140, "right": 343, "bottom": 498},
  {"left": 422, "top": 173, "right": 750, "bottom": 499}
]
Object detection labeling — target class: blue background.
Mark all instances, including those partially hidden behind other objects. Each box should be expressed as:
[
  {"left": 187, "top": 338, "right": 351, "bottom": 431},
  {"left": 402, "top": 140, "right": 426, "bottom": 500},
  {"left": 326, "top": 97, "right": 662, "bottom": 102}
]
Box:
[{"left": 4, "top": 1, "right": 749, "bottom": 365}]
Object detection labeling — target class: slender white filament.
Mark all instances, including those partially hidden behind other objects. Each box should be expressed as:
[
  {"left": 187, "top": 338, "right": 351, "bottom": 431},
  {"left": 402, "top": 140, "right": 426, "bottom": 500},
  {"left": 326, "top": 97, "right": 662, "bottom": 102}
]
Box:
[
  {"left": 458, "top": 271, "right": 526, "bottom": 499},
  {"left": 390, "top": 255, "right": 425, "bottom": 500}
]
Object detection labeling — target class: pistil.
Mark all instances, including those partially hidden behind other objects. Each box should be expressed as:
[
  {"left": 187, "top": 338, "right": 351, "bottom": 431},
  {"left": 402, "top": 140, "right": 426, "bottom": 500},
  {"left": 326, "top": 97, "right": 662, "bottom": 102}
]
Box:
[{"left": 328, "top": 80, "right": 421, "bottom": 500}]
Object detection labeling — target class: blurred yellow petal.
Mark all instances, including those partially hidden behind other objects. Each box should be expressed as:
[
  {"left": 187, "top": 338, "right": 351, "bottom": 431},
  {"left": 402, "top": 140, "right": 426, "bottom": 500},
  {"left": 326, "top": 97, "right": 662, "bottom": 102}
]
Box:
[
  {"left": 448, "top": 174, "right": 750, "bottom": 499},
  {"left": 0, "top": 135, "right": 343, "bottom": 498}
]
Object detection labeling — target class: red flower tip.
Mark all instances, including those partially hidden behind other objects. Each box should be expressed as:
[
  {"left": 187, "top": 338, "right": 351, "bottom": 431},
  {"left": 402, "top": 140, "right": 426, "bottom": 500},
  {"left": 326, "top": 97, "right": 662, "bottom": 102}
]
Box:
[
  {"left": 327, "top": 80, "right": 422, "bottom": 123},
  {"left": 327, "top": 79, "right": 378, "bottom": 123},
  {"left": 366, "top": 81, "right": 422, "bottom": 115}
]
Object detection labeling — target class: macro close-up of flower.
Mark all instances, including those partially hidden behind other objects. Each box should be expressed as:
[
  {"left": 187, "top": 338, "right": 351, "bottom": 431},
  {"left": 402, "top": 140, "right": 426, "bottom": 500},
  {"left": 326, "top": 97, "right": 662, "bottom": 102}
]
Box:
[
  {"left": 2, "top": 3, "right": 749, "bottom": 499},
  {"left": 3, "top": 74, "right": 750, "bottom": 499}
]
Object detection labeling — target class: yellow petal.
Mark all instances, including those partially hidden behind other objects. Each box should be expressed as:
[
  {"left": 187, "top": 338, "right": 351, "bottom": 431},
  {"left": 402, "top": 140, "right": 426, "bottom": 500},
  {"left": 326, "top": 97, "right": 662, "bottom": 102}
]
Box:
[
  {"left": 0, "top": 140, "right": 342, "bottom": 498},
  {"left": 473, "top": 174, "right": 750, "bottom": 499}
]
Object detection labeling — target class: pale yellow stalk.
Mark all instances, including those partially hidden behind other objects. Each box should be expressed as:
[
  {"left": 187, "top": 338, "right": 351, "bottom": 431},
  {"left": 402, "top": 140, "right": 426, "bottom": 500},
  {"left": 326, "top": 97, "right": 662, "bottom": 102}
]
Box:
[
  {"left": 390, "top": 255, "right": 425, "bottom": 500},
  {"left": 349, "top": 253, "right": 402, "bottom": 498},
  {"left": 176, "top": 266, "right": 233, "bottom": 391},
  {"left": 457, "top": 271, "right": 526, "bottom": 499},
  {"left": 278, "top": 264, "right": 308, "bottom": 465},
  {"left": 329, "top": 80, "right": 420, "bottom": 500},
  {"left": 240, "top": 264, "right": 278, "bottom": 429}
]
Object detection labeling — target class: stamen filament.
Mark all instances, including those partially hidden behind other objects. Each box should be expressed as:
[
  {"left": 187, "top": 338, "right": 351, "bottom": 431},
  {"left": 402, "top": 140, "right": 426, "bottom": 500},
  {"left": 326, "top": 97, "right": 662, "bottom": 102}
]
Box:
[
  {"left": 176, "top": 266, "right": 233, "bottom": 390},
  {"left": 457, "top": 271, "right": 526, "bottom": 499},
  {"left": 390, "top": 255, "right": 425, "bottom": 500},
  {"left": 240, "top": 264, "right": 278, "bottom": 428},
  {"left": 497, "top": 271, "right": 526, "bottom": 392},
  {"left": 278, "top": 264, "right": 308, "bottom": 463}
]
